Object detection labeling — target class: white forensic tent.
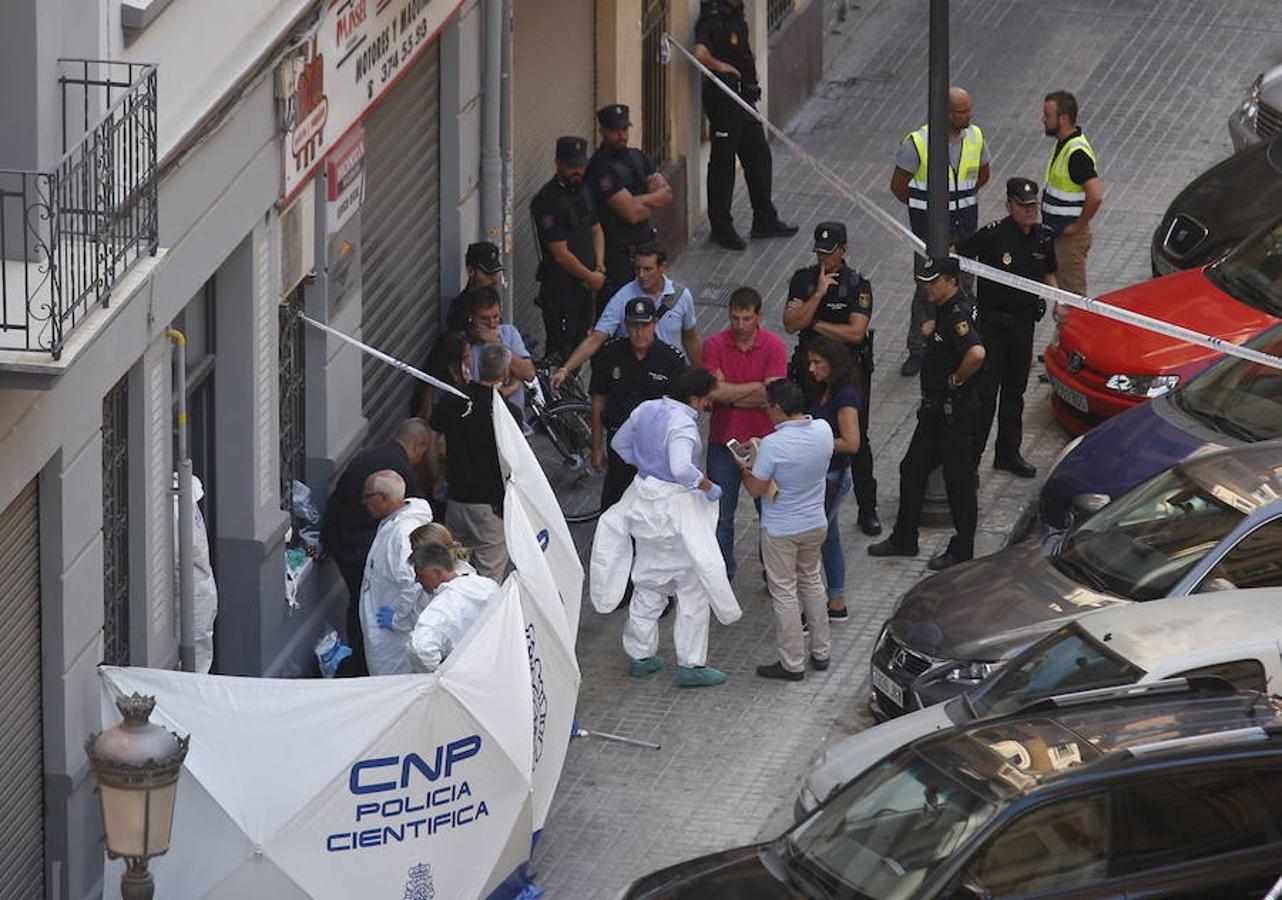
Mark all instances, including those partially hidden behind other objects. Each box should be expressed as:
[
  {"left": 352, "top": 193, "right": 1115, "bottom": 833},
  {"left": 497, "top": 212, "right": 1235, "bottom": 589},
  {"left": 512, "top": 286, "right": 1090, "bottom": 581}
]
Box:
[{"left": 99, "top": 579, "right": 533, "bottom": 900}]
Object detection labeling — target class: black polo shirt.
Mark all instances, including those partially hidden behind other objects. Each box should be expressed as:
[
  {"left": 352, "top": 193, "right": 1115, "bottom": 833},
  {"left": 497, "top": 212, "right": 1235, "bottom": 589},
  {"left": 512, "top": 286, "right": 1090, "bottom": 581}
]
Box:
[
  {"left": 429, "top": 383, "right": 511, "bottom": 507},
  {"left": 531, "top": 175, "right": 599, "bottom": 292},
  {"left": 787, "top": 262, "right": 873, "bottom": 348},
  {"left": 585, "top": 146, "right": 656, "bottom": 251},
  {"left": 319, "top": 441, "right": 424, "bottom": 563},
  {"left": 695, "top": 0, "right": 757, "bottom": 84},
  {"left": 956, "top": 217, "right": 1057, "bottom": 320},
  {"left": 921, "top": 289, "right": 983, "bottom": 397},
  {"left": 589, "top": 337, "right": 686, "bottom": 431}
]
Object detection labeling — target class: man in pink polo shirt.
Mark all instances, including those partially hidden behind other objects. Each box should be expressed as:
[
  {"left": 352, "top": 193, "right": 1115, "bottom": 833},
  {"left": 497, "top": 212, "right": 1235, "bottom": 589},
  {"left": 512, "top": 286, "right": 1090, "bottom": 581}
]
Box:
[{"left": 703, "top": 286, "right": 788, "bottom": 581}]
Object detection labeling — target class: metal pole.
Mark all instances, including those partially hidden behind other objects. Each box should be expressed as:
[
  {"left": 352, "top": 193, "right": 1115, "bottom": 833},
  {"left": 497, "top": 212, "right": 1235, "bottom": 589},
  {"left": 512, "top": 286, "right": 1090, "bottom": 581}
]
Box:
[
  {"left": 925, "top": 0, "right": 950, "bottom": 258},
  {"left": 120, "top": 859, "right": 154, "bottom": 900},
  {"left": 481, "top": 0, "right": 505, "bottom": 306},
  {"left": 166, "top": 329, "right": 196, "bottom": 672}
]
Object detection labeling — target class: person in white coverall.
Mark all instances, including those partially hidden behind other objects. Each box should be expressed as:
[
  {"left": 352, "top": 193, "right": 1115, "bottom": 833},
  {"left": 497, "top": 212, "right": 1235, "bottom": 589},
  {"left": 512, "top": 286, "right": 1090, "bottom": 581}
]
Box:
[
  {"left": 590, "top": 367, "right": 742, "bottom": 687},
  {"left": 173, "top": 474, "right": 218, "bottom": 674},
  {"left": 407, "top": 539, "right": 501, "bottom": 672},
  {"left": 358, "top": 470, "right": 435, "bottom": 675}
]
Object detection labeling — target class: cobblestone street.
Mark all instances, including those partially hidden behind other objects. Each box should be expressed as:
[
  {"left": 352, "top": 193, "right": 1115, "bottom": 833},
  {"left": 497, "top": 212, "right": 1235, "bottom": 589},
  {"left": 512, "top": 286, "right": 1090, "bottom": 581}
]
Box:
[{"left": 535, "top": 1, "right": 1282, "bottom": 895}]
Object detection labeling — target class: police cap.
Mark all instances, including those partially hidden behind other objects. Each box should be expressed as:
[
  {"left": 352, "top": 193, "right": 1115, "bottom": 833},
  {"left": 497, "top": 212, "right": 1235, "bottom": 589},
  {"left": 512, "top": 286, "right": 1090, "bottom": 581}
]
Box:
[
  {"left": 1006, "top": 177, "right": 1040, "bottom": 205},
  {"left": 913, "top": 255, "right": 960, "bottom": 282},
  {"left": 465, "top": 241, "right": 503, "bottom": 274},
  {"left": 597, "top": 103, "right": 631, "bottom": 130},
  {"left": 556, "top": 135, "right": 589, "bottom": 165},
  {"left": 624, "top": 297, "right": 657, "bottom": 323},
  {"left": 813, "top": 221, "right": 847, "bottom": 253}
]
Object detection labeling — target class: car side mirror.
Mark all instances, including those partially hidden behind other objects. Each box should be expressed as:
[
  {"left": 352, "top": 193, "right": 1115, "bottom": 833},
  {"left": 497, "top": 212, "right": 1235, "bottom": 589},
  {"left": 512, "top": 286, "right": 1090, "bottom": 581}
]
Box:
[
  {"left": 1071, "top": 493, "right": 1111, "bottom": 519},
  {"left": 1196, "top": 576, "right": 1237, "bottom": 594}
]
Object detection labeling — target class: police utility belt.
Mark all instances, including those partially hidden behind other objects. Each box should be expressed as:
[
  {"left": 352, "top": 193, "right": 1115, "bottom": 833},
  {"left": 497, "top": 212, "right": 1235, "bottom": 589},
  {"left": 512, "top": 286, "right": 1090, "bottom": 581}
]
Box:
[{"left": 716, "top": 71, "right": 762, "bottom": 104}]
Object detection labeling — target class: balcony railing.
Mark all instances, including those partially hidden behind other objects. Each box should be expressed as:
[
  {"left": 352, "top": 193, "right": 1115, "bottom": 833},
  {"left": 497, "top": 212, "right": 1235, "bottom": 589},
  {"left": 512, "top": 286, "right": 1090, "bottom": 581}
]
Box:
[
  {"left": 768, "top": 0, "right": 794, "bottom": 33},
  {"left": 0, "top": 59, "right": 157, "bottom": 359}
]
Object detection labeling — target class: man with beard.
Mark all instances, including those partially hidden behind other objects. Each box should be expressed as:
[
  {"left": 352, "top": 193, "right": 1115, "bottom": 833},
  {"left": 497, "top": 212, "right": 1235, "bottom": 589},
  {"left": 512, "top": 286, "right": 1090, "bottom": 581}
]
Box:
[
  {"left": 531, "top": 136, "right": 606, "bottom": 361},
  {"left": 585, "top": 104, "right": 672, "bottom": 310},
  {"left": 1041, "top": 90, "right": 1101, "bottom": 296}
]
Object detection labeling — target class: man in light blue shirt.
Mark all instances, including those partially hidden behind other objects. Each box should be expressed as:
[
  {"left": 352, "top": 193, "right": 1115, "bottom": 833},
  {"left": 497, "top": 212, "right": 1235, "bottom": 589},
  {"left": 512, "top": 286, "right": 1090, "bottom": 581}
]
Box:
[
  {"left": 607, "top": 368, "right": 729, "bottom": 688},
  {"left": 466, "top": 287, "right": 534, "bottom": 418},
  {"left": 739, "top": 379, "right": 834, "bottom": 681},
  {"left": 550, "top": 241, "right": 701, "bottom": 391}
]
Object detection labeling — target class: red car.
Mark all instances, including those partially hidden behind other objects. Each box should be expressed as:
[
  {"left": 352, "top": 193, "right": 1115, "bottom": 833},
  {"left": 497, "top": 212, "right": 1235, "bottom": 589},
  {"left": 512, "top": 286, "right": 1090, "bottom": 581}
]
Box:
[{"left": 1045, "top": 216, "right": 1282, "bottom": 434}]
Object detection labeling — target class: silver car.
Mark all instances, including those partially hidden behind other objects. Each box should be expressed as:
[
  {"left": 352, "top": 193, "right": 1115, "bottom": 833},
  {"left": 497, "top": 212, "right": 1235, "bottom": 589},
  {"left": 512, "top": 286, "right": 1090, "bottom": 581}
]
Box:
[
  {"left": 870, "top": 441, "right": 1282, "bottom": 720},
  {"left": 1230, "top": 64, "right": 1282, "bottom": 150}
]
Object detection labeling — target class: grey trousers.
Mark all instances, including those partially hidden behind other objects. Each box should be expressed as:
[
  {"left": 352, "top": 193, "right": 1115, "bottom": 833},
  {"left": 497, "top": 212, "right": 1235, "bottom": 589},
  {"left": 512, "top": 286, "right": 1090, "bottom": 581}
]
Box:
[
  {"left": 445, "top": 501, "right": 510, "bottom": 581},
  {"left": 762, "top": 525, "right": 830, "bottom": 673}
]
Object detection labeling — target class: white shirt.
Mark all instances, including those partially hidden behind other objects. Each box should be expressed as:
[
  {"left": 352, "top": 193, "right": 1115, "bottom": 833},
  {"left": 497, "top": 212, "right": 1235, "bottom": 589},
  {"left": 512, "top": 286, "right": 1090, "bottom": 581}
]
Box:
[{"left": 610, "top": 397, "right": 704, "bottom": 491}]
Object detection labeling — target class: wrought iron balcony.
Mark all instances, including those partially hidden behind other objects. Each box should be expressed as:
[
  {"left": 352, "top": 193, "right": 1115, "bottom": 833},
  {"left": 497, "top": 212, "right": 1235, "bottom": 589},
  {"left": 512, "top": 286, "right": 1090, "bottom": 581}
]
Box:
[{"left": 0, "top": 59, "right": 157, "bottom": 360}]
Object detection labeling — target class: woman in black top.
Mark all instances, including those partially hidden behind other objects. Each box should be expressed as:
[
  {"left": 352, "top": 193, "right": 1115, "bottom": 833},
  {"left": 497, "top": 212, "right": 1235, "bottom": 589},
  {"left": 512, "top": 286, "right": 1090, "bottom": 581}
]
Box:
[{"left": 804, "top": 337, "right": 863, "bottom": 620}]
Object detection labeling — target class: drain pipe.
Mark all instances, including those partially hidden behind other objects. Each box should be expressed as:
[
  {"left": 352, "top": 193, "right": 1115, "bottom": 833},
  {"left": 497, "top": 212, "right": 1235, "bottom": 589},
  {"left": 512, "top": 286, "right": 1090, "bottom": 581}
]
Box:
[
  {"left": 481, "top": 0, "right": 505, "bottom": 301},
  {"left": 166, "top": 329, "right": 196, "bottom": 672}
]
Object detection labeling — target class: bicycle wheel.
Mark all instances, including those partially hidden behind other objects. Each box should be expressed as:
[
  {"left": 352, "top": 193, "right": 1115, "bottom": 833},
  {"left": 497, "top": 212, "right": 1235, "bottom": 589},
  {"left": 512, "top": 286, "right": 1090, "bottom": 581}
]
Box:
[{"left": 528, "top": 400, "right": 604, "bottom": 524}]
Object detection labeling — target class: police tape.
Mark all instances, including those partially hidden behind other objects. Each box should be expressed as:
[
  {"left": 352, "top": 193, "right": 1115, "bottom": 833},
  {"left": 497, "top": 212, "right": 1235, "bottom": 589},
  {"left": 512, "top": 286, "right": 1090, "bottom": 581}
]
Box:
[
  {"left": 663, "top": 35, "right": 1282, "bottom": 373},
  {"left": 300, "top": 314, "right": 471, "bottom": 401}
]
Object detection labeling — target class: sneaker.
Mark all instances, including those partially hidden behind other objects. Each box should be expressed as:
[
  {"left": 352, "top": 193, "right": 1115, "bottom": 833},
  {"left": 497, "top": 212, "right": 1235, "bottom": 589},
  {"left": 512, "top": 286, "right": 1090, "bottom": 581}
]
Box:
[
  {"left": 710, "top": 230, "right": 748, "bottom": 251},
  {"left": 676, "top": 665, "right": 727, "bottom": 687},
  {"left": 628, "top": 655, "right": 664, "bottom": 678},
  {"left": 810, "top": 655, "right": 830, "bottom": 671},
  {"left": 827, "top": 605, "right": 849, "bottom": 621},
  {"left": 900, "top": 354, "right": 923, "bottom": 377},
  {"left": 750, "top": 220, "right": 800, "bottom": 239},
  {"left": 801, "top": 614, "right": 810, "bottom": 635},
  {"left": 868, "top": 538, "right": 918, "bottom": 558},
  {"left": 756, "top": 661, "right": 804, "bottom": 682}
]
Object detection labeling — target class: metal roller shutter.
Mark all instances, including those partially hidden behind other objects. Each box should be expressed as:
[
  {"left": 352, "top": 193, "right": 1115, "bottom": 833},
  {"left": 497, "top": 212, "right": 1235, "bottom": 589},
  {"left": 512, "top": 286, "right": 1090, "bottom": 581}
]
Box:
[
  {"left": 0, "top": 480, "right": 44, "bottom": 898},
  {"left": 511, "top": 0, "right": 597, "bottom": 345},
  {"left": 361, "top": 44, "right": 442, "bottom": 443}
]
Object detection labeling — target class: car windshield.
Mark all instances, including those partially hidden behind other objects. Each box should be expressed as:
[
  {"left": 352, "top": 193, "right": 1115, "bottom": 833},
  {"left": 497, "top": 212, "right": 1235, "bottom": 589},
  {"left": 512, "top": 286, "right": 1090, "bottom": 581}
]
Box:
[
  {"left": 785, "top": 744, "right": 1011, "bottom": 900},
  {"left": 1170, "top": 326, "right": 1282, "bottom": 441},
  {"left": 969, "top": 625, "right": 1146, "bottom": 719},
  {"left": 1052, "top": 467, "right": 1244, "bottom": 601},
  {"left": 1206, "top": 217, "right": 1282, "bottom": 316}
]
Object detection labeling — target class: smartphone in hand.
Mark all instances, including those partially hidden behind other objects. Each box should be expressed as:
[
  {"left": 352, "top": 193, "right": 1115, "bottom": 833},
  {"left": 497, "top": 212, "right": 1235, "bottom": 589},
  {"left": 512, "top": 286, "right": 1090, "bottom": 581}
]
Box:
[{"left": 726, "top": 439, "right": 751, "bottom": 463}]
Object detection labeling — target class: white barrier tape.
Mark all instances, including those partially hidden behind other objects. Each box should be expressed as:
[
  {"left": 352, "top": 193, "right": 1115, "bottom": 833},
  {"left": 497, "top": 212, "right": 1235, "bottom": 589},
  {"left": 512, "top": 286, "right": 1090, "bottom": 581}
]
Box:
[
  {"left": 300, "top": 314, "right": 471, "bottom": 401},
  {"left": 664, "top": 35, "right": 1282, "bottom": 374}
]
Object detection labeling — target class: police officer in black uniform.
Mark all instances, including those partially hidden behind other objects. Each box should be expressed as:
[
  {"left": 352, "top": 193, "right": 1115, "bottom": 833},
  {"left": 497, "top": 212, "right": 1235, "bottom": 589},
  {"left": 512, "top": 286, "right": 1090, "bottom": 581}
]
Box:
[
  {"left": 784, "top": 222, "right": 881, "bottom": 535},
  {"left": 955, "top": 177, "right": 1057, "bottom": 478},
  {"left": 589, "top": 297, "right": 686, "bottom": 510},
  {"left": 445, "top": 242, "right": 504, "bottom": 331},
  {"left": 531, "top": 136, "right": 606, "bottom": 361},
  {"left": 694, "top": 0, "right": 797, "bottom": 251},
  {"left": 869, "top": 257, "right": 986, "bottom": 571},
  {"left": 585, "top": 104, "right": 672, "bottom": 314}
]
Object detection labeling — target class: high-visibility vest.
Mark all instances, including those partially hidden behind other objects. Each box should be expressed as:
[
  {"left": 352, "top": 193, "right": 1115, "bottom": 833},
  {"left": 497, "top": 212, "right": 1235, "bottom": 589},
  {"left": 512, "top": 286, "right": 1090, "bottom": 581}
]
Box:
[
  {"left": 905, "top": 124, "right": 985, "bottom": 214},
  {"left": 904, "top": 125, "right": 985, "bottom": 239},
  {"left": 1042, "top": 131, "right": 1098, "bottom": 231}
]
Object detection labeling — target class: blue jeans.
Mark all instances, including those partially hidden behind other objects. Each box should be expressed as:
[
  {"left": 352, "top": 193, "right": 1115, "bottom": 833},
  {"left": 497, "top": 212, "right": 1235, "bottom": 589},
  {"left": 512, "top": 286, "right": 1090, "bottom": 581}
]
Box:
[
  {"left": 707, "top": 442, "right": 762, "bottom": 581},
  {"left": 821, "top": 468, "right": 852, "bottom": 599}
]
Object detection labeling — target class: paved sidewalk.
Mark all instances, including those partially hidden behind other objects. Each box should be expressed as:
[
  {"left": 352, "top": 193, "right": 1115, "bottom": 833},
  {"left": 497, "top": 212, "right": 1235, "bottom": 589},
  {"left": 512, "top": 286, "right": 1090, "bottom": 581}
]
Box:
[{"left": 534, "top": 1, "right": 1282, "bottom": 895}]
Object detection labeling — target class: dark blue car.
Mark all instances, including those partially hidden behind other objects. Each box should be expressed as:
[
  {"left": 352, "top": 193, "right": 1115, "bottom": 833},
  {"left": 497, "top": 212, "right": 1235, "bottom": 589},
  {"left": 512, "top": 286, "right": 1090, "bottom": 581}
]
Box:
[{"left": 1041, "top": 322, "right": 1282, "bottom": 528}]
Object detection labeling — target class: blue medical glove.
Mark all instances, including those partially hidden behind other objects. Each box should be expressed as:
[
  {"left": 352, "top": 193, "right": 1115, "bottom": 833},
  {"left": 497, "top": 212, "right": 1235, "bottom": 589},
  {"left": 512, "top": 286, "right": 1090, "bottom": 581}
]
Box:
[
  {"left": 705, "top": 483, "right": 723, "bottom": 503},
  {"left": 376, "top": 606, "right": 396, "bottom": 630}
]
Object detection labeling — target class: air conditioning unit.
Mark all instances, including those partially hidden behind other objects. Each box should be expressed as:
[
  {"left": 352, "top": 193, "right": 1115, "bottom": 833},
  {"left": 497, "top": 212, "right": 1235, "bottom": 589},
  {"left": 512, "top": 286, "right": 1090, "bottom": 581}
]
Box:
[{"left": 279, "top": 188, "right": 315, "bottom": 298}]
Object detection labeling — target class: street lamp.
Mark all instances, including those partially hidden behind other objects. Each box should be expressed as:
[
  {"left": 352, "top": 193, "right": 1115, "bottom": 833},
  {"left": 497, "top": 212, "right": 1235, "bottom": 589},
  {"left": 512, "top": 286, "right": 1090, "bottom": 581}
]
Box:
[{"left": 85, "top": 693, "right": 190, "bottom": 900}]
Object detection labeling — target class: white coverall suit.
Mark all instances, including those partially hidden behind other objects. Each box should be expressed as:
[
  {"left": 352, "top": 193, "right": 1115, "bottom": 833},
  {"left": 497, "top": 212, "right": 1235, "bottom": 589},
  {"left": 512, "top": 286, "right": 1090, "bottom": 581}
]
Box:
[
  {"left": 359, "top": 498, "right": 434, "bottom": 675},
  {"left": 173, "top": 475, "right": 219, "bottom": 674},
  {"left": 590, "top": 398, "right": 741, "bottom": 667},
  {"left": 409, "top": 572, "right": 501, "bottom": 672}
]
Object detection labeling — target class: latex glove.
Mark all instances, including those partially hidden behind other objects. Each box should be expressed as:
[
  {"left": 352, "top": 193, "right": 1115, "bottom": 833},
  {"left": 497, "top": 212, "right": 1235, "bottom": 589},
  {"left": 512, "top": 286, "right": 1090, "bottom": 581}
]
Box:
[
  {"left": 376, "top": 606, "right": 396, "bottom": 631},
  {"left": 705, "top": 483, "right": 723, "bottom": 503}
]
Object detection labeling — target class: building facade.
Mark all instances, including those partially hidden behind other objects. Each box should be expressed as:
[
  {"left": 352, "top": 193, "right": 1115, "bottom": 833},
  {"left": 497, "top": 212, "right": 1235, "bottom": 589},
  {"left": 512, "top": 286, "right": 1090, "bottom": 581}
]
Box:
[{"left": 0, "top": 0, "right": 819, "bottom": 896}]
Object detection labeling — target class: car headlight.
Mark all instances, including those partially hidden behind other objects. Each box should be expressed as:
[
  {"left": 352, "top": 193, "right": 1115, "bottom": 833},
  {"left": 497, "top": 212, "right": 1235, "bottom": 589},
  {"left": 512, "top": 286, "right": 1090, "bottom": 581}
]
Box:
[
  {"left": 1241, "top": 74, "right": 1263, "bottom": 122},
  {"left": 1104, "top": 373, "right": 1179, "bottom": 398},
  {"left": 943, "top": 661, "right": 999, "bottom": 685}
]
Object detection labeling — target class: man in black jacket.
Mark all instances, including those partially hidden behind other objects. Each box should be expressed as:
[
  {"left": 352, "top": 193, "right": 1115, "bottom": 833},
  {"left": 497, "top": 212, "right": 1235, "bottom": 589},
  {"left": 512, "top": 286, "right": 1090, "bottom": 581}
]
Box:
[{"left": 320, "top": 418, "right": 432, "bottom": 675}]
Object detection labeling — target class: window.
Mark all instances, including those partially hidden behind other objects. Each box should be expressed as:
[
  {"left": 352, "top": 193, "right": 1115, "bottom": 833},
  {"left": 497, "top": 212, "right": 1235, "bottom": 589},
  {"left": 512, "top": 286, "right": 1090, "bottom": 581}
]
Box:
[
  {"left": 1174, "top": 659, "right": 1268, "bottom": 693},
  {"left": 1201, "top": 518, "right": 1282, "bottom": 590},
  {"left": 279, "top": 286, "right": 307, "bottom": 545},
  {"left": 965, "top": 794, "right": 1109, "bottom": 896},
  {"left": 102, "top": 374, "right": 130, "bottom": 666},
  {"left": 641, "top": 0, "right": 670, "bottom": 168},
  {"left": 1115, "top": 773, "right": 1270, "bottom": 874},
  {"left": 767, "top": 0, "right": 794, "bottom": 33}
]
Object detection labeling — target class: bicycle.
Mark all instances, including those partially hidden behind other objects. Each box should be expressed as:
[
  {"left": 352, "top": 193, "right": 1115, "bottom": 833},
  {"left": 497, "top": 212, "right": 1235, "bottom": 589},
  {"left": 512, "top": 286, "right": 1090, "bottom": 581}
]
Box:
[{"left": 523, "top": 352, "right": 603, "bottom": 524}]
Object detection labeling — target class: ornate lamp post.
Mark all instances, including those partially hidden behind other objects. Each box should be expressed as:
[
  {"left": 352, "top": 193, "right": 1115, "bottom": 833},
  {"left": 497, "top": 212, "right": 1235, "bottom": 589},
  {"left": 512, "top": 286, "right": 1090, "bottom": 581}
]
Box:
[{"left": 85, "top": 694, "right": 189, "bottom": 900}]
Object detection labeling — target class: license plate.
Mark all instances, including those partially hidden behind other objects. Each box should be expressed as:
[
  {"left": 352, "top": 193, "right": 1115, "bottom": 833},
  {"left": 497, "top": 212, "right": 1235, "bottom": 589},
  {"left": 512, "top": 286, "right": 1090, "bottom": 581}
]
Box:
[
  {"left": 1050, "top": 377, "right": 1089, "bottom": 412},
  {"left": 871, "top": 666, "right": 905, "bottom": 708}
]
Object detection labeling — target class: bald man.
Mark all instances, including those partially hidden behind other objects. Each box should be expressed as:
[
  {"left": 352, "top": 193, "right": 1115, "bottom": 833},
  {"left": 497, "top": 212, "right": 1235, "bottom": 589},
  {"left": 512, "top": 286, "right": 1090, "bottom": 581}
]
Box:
[
  {"left": 891, "top": 86, "right": 991, "bottom": 376},
  {"left": 357, "top": 469, "right": 435, "bottom": 675}
]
